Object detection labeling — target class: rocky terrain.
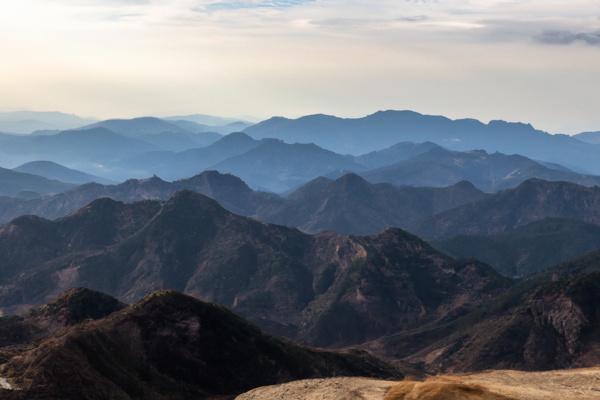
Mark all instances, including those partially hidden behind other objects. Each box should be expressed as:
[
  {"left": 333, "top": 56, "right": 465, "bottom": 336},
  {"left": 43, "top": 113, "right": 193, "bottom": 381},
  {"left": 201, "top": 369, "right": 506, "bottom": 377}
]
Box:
[{"left": 362, "top": 251, "right": 600, "bottom": 372}]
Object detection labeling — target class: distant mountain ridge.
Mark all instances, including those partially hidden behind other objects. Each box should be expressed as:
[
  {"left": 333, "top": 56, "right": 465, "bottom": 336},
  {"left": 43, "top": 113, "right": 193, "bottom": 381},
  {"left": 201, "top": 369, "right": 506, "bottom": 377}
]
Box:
[
  {"left": 121, "top": 133, "right": 367, "bottom": 191},
  {"left": 244, "top": 110, "right": 600, "bottom": 174},
  {"left": 210, "top": 139, "right": 366, "bottom": 192},
  {"left": 0, "top": 166, "right": 75, "bottom": 197},
  {"left": 0, "top": 171, "right": 485, "bottom": 235},
  {"left": 0, "top": 111, "right": 97, "bottom": 134},
  {"left": 13, "top": 161, "right": 114, "bottom": 185},
  {"left": 361, "top": 146, "right": 600, "bottom": 192},
  {"left": 2, "top": 111, "right": 599, "bottom": 193},
  {"left": 408, "top": 178, "right": 600, "bottom": 239},
  {"left": 573, "top": 131, "right": 600, "bottom": 144},
  {"left": 268, "top": 174, "right": 486, "bottom": 235}
]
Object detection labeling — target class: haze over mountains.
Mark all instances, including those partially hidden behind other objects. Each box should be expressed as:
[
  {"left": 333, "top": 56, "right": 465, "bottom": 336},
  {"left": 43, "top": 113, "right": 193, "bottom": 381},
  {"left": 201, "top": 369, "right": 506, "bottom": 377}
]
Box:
[
  {"left": 1, "top": 110, "right": 600, "bottom": 190},
  {"left": 0, "top": 111, "right": 97, "bottom": 134},
  {"left": 244, "top": 110, "right": 600, "bottom": 174},
  {"left": 2, "top": 188, "right": 600, "bottom": 396},
  {"left": 1, "top": 109, "right": 600, "bottom": 396}
]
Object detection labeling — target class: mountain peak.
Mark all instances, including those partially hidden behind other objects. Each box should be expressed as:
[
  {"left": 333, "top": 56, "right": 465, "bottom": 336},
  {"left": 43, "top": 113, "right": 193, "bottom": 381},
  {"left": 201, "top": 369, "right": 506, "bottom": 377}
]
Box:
[
  {"left": 30, "top": 287, "right": 126, "bottom": 324},
  {"left": 334, "top": 172, "right": 369, "bottom": 187},
  {"left": 158, "top": 190, "right": 231, "bottom": 223},
  {"left": 167, "top": 189, "right": 226, "bottom": 207}
]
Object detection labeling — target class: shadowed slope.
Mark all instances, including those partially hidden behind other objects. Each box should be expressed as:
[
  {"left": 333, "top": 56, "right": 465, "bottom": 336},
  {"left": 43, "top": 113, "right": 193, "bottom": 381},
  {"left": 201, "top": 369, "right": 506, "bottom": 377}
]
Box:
[{"left": 1, "top": 290, "right": 400, "bottom": 399}]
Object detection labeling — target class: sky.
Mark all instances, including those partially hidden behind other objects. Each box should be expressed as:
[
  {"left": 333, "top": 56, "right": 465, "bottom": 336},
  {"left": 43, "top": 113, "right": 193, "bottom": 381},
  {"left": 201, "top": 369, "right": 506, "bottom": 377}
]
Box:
[{"left": 0, "top": 0, "right": 599, "bottom": 134}]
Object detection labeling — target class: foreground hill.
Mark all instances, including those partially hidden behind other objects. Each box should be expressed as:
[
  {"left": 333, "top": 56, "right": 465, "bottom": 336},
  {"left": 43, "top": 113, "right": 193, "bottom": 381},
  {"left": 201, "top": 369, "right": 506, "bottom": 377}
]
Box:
[
  {"left": 429, "top": 218, "right": 600, "bottom": 277},
  {"left": 0, "top": 191, "right": 509, "bottom": 347},
  {"left": 0, "top": 289, "right": 399, "bottom": 399},
  {"left": 408, "top": 179, "right": 600, "bottom": 239}
]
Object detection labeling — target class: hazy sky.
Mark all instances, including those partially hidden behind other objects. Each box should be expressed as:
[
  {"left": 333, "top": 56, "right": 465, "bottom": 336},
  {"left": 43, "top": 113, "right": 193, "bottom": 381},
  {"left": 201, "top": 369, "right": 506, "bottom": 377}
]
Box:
[{"left": 1, "top": 0, "right": 599, "bottom": 133}]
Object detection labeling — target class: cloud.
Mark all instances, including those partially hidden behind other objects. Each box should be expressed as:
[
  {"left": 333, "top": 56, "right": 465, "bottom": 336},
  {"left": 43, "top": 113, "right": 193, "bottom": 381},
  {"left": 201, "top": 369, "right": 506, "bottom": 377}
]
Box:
[
  {"left": 198, "top": 0, "right": 314, "bottom": 13},
  {"left": 536, "top": 30, "right": 600, "bottom": 46}
]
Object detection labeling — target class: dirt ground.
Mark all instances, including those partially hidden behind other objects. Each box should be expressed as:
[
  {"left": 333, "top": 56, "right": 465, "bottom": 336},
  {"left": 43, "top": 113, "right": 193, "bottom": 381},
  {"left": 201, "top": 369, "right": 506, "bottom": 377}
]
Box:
[
  {"left": 235, "top": 367, "right": 600, "bottom": 400},
  {"left": 430, "top": 367, "right": 600, "bottom": 400},
  {"left": 235, "top": 377, "right": 399, "bottom": 400}
]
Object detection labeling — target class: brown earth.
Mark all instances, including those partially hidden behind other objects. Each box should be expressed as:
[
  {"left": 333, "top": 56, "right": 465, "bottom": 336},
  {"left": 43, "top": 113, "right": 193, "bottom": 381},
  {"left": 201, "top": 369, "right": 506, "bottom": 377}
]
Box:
[
  {"left": 429, "top": 368, "right": 600, "bottom": 400},
  {"left": 235, "top": 377, "right": 399, "bottom": 400},
  {"left": 235, "top": 367, "right": 600, "bottom": 400}
]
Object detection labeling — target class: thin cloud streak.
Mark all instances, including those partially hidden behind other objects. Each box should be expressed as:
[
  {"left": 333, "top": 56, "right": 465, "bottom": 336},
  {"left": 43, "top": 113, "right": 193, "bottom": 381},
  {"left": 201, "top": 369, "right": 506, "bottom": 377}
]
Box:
[{"left": 537, "top": 30, "right": 600, "bottom": 46}]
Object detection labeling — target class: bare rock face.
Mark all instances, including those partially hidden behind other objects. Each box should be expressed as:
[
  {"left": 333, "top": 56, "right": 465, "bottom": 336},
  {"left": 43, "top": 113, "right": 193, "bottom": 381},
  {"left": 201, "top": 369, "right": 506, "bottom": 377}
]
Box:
[
  {"left": 367, "top": 267, "right": 600, "bottom": 373},
  {"left": 524, "top": 293, "right": 589, "bottom": 365}
]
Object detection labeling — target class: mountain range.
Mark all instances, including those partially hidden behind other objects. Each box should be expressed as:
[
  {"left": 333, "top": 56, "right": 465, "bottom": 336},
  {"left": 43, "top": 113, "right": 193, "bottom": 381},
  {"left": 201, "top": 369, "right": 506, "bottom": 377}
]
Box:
[
  {"left": 0, "top": 171, "right": 282, "bottom": 226},
  {"left": 3, "top": 107, "right": 600, "bottom": 398},
  {"left": 361, "top": 146, "right": 600, "bottom": 192},
  {"left": 3, "top": 167, "right": 600, "bottom": 284},
  {"left": 0, "top": 166, "right": 75, "bottom": 197},
  {"left": 0, "top": 171, "right": 484, "bottom": 234},
  {"left": 244, "top": 110, "right": 600, "bottom": 174},
  {"left": 0, "top": 190, "right": 509, "bottom": 348},
  {"left": 268, "top": 174, "right": 485, "bottom": 235},
  {"left": 573, "top": 131, "right": 600, "bottom": 144},
  {"left": 2, "top": 111, "right": 600, "bottom": 194},
  {"left": 13, "top": 161, "right": 114, "bottom": 185},
  {"left": 408, "top": 178, "right": 600, "bottom": 239},
  {"left": 0, "top": 111, "right": 97, "bottom": 134},
  {"left": 2, "top": 187, "right": 600, "bottom": 380}
]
